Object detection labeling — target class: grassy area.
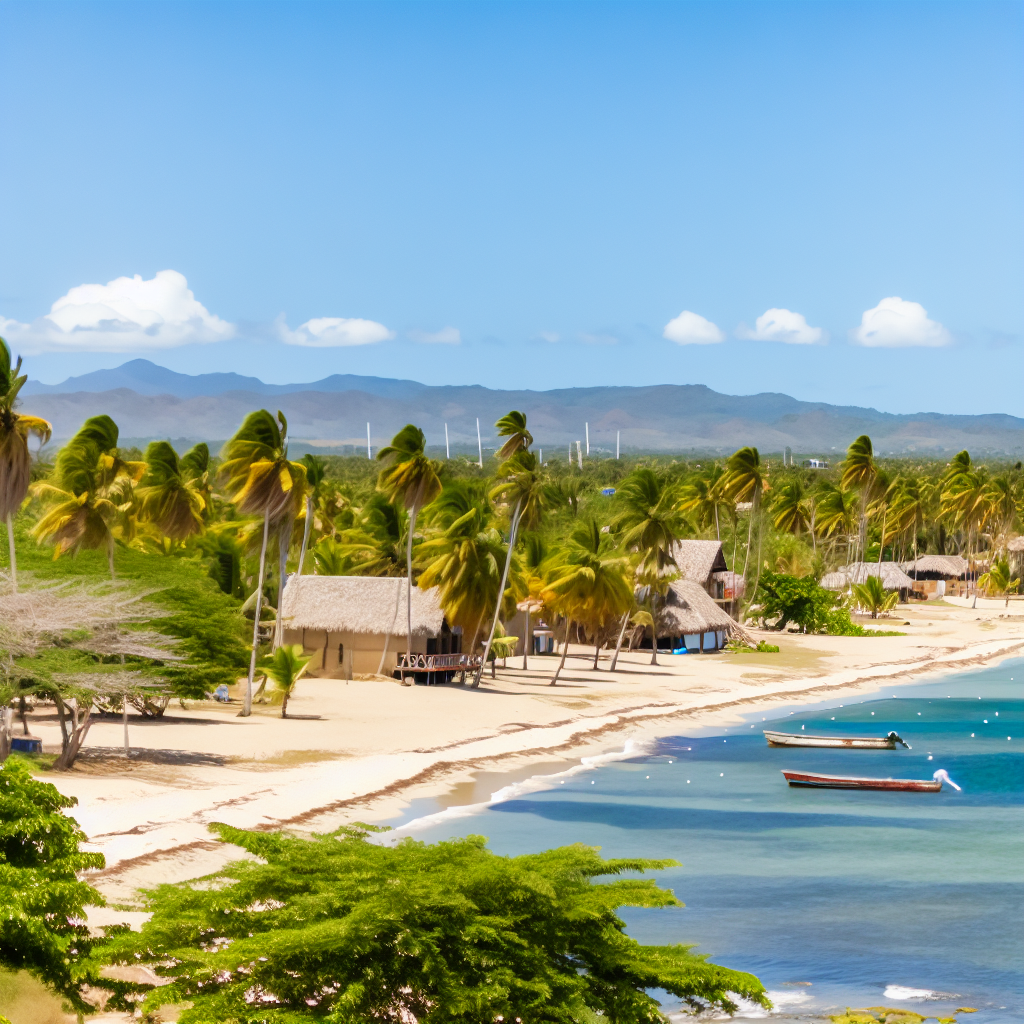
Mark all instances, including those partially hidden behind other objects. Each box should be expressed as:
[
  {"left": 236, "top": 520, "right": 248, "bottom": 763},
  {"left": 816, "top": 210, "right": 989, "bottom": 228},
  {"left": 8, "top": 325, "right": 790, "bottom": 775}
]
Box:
[{"left": 0, "top": 970, "right": 71, "bottom": 1024}]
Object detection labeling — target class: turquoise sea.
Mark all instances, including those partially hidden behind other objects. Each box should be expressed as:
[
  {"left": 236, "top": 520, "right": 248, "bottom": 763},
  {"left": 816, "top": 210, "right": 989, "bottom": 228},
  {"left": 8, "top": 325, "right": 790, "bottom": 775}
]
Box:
[{"left": 391, "top": 658, "right": 1024, "bottom": 1022}]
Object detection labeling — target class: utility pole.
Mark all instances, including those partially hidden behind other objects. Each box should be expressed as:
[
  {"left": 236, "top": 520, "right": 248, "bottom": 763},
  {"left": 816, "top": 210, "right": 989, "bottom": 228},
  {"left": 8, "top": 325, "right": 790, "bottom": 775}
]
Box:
[
  {"left": 616, "top": 430, "right": 620, "bottom": 460},
  {"left": 577, "top": 440, "right": 583, "bottom": 469},
  {"left": 366, "top": 423, "right": 371, "bottom": 460},
  {"left": 445, "top": 423, "right": 450, "bottom": 460},
  {"left": 585, "top": 422, "right": 589, "bottom": 455},
  {"left": 476, "top": 418, "right": 483, "bottom": 468}
]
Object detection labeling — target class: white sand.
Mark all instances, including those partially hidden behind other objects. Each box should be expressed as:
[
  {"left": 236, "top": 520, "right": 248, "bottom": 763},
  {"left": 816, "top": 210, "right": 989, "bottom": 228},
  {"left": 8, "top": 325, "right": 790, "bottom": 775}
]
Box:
[{"left": 26, "top": 599, "right": 1022, "bottom": 903}]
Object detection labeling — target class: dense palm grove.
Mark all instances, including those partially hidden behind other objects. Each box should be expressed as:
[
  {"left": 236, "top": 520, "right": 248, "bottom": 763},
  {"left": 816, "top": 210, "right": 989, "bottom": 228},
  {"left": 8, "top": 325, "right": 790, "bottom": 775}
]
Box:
[{"left": 2, "top": 336, "right": 1023, "bottom": 751}]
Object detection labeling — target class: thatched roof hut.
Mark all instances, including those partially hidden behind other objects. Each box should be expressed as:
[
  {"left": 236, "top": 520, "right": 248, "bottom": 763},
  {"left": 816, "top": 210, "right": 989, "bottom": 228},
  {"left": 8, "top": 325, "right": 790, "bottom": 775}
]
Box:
[
  {"left": 669, "top": 539, "right": 728, "bottom": 585},
  {"left": 820, "top": 562, "right": 915, "bottom": 592},
  {"left": 281, "top": 576, "right": 445, "bottom": 637},
  {"left": 1005, "top": 537, "right": 1024, "bottom": 553},
  {"left": 901, "top": 555, "right": 969, "bottom": 579},
  {"left": 661, "top": 580, "right": 738, "bottom": 634}
]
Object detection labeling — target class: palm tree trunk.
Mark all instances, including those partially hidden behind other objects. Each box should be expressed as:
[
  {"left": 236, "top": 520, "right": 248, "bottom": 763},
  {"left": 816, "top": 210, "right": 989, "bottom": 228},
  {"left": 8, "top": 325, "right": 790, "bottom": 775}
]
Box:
[
  {"left": 549, "top": 618, "right": 572, "bottom": 685},
  {"left": 297, "top": 495, "right": 313, "bottom": 576},
  {"left": 878, "top": 510, "right": 887, "bottom": 564},
  {"left": 593, "top": 642, "right": 601, "bottom": 670},
  {"left": 609, "top": 611, "right": 630, "bottom": 671},
  {"left": 477, "top": 498, "right": 522, "bottom": 685},
  {"left": 378, "top": 578, "right": 403, "bottom": 677},
  {"left": 714, "top": 504, "right": 720, "bottom": 542},
  {"left": 243, "top": 513, "right": 271, "bottom": 717},
  {"left": 281, "top": 689, "right": 289, "bottom": 719},
  {"left": 5, "top": 513, "right": 16, "bottom": 593},
  {"left": 650, "top": 628, "right": 658, "bottom": 665},
  {"left": 522, "top": 609, "right": 530, "bottom": 670},
  {"left": 274, "top": 519, "right": 291, "bottom": 650},
  {"left": 742, "top": 505, "right": 754, "bottom": 579},
  {"left": 107, "top": 533, "right": 116, "bottom": 580},
  {"left": 122, "top": 694, "right": 129, "bottom": 758},
  {"left": 406, "top": 504, "right": 418, "bottom": 666}
]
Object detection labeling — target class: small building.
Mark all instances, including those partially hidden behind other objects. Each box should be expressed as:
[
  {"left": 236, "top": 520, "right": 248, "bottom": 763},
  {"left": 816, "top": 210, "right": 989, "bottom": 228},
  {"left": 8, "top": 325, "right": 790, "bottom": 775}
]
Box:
[
  {"left": 801, "top": 458, "right": 830, "bottom": 469},
  {"left": 638, "top": 580, "right": 744, "bottom": 653},
  {"left": 1008, "top": 537, "right": 1024, "bottom": 579},
  {"left": 668, "top": 539, "right": 746, "bottom": 611},
  {"left": 820, "top": 561, "right": 916, "bottom": 599},
  {"left": 280, "top": 575, "right": 462, "bottom": 679},
  {"left": 901, "top": 555, "right": 969, "bottom": 599}
]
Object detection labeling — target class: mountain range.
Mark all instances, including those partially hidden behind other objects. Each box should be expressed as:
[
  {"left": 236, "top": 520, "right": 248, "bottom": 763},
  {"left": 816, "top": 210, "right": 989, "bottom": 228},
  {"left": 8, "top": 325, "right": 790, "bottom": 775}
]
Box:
[{"left": 22, "top": 359, "right": 1024, "bottom": 457}]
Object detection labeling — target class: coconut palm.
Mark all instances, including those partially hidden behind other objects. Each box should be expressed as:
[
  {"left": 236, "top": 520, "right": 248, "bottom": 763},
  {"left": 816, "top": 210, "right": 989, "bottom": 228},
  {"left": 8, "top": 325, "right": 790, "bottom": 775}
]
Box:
[
  {"left": 851, "top": 574, "right": 898, "bottom": 619},
  {"left": 887, "top": 475, "right": 927, "bottom": 567},
  {"left": 136, "top": 441, "right": 206, "bottom": 542},
  {"left": 768, "top": 476, "right": 812, "bottom": 539},
  {"left": 543, "top": 475, "right": 591, "bottom": 518},
  {"left": 977, "top": 559, "right": 1020, "bottom": 606},
  {"left": 259, "top": 643, "right": 311, "bottom": 718},
  {"left": 722, "top": 447, "right": 765, "bottom": 585},
  {"left": 418, "top": 481, "right": 517, "bottom": 680},
  {"left": 31, "top": 415, "right": 144, "bottom": 579},
  {"left": 842, "top": 435, "right": 877, "bottom": 561},
  {"left": 814, "top": 480, "right": 858, "bottom": 562},
  {"left": 180, "top": 443, "right": 212, "bottom": 518},
  {"left": 479, "top": 416, "right": 541, "bottom": 681},
  {"left": 678, "top": 465, "right": 728, "bottom": 540},
  {"left": 337, "top": 495, "right": 407, "bottom": 577},
  {"left": 517, "top": 532, "right": 549, "bottom": 671},
  {"left": 296, "top": 454, "right": 327, "bottom": 576},
  {"left": 0, "top": 338, "right": 52, "bottom": 591},
  {"left": 219, "top": 409, "right": 307, "bottom": 716},
  {"left": 376, "top": 425, "right": 443, "bottom": 664},
  {"left": 543, "top": 519, "right": 632, "bottom": 682},
  {"left": 611, "top": 468, "right": 687, "bottom": 575}
]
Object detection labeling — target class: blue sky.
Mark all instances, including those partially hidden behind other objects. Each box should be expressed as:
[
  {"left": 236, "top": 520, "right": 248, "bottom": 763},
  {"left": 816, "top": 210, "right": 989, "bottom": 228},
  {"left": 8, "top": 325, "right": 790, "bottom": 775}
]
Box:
[{"left": 1, "top": 0, "right": 1021, "bottom": 414}]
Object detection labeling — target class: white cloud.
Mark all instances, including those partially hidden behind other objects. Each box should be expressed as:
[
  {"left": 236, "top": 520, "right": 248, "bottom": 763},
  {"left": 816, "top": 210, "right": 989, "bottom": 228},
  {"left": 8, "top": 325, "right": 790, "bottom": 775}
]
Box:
[
  {"left": 408, "top": 326, "right": 461, "bottom": 345},
  {"left": 280, "top": 315, "right": 394, "bottom": 347},
  {"left": 737, "top": 308, "right": 824, "bottom": 345},
  {"left": 0, "top": 270, "right": 234, "bottom": 353},
  {"left": 663, "top": 310, "right": 724, "bottom": 345},
  {"left": 851, "top": 297, "right": 951, "bottom": 348}
]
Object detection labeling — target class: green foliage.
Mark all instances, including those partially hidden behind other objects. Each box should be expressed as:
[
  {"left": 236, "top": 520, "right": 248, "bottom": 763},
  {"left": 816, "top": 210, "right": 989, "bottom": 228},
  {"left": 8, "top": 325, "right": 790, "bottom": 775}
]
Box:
[
  {"left": 98, "top": 823, "right": 768, "bottom": 1023},
  {"left": 258, "top": 644, "right": 311, "bottom": 717},
  {"left": 757, "top": 570, "right": 837, "bottom": 633},
  {"left": 851, "top": 574, "right": 899, "bottom": 618},
  {"left": 0, "top": 760, "right": 105, "bottom": 1014},
  {"left": 824, "top": 607, "right": 904, "bottom": 637}
]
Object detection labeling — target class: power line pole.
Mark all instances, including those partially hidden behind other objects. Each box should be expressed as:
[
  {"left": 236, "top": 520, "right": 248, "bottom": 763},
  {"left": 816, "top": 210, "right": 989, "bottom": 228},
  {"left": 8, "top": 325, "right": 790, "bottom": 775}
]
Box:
[
  {"left": 366, "top": 423, "right": 371, "bottom": 460},
  {"left": 476, "top": 418, "right": 483, "bottom": 468},
  {"left": 585, "top": 422, "right": 589, "bottom": 455},
  {"left": 445, "top": 423, "right": 450, "bottom": 460},
  {"left": 616, "top": 430, "right": 620, "bottom": 460}
]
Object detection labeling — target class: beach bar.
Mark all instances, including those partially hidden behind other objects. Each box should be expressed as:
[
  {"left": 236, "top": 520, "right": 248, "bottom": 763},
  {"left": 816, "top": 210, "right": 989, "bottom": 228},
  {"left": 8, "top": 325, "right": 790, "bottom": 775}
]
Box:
[
  {"left": 637, "top": 579, "right": 742, "bottom": 653},
  {"left": 280, "top": 575, "right": 467, "bottom": 681}
]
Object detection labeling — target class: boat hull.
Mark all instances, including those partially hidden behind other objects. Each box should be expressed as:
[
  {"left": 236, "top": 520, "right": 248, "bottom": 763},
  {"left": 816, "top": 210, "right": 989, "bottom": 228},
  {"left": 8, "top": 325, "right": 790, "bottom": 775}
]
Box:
[
  {"left": 764, "top": 730, "right": 900, "bottom": 749},
  {"left": 782, "top": 770, "right": 941, "bottom": 791}
]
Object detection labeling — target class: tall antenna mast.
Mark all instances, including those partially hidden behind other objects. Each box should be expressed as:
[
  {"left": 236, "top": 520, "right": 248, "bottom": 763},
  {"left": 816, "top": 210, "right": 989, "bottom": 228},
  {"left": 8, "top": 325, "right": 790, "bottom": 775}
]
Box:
[
  {"left": 366, "top": 422, "right": 371, "bottom": 460},
  {"left": 616, "top": 430, "right": 620, "bottom": 460},
  {"left": 445, "top": 423, "right": 450, "bottom": 460},
  {"left": 476, "top": 418, "right": 483, "bottom": 468},
  {"left": 585, "top": 422, "right": 589, "bottom": 455}
]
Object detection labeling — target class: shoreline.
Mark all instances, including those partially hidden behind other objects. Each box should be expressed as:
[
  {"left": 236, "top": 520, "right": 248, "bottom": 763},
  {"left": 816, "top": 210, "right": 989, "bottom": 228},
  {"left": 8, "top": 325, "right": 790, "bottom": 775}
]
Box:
[{"left": 40, "top": 602, "right": 1019, "bottom": 907}]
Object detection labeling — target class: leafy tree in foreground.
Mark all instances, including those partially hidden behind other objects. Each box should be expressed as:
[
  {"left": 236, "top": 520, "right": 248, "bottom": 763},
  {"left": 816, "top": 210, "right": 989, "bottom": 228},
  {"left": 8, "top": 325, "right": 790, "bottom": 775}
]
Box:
[
  {"left": 851, "top": 574, "right": 899, "bottom": 619},
  {"left": 98, "top": 823, "right": 768, "bottom": 1023},
  {"left": 0, "top": 760, "right": 105, "bottom": 1015},
  {"left": 756, "top": 570, "right": 838, "bottom": 633}
]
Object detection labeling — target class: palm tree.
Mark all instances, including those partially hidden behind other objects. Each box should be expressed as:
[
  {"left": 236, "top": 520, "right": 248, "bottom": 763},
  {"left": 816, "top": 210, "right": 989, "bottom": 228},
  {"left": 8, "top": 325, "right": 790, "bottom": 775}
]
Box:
[
  {"left": 517, "top": 532, "right": 549, "bottom": 671},
  {"left": 219, "top": 409, "right": 307, "bottom": 717},
  {"left": 297, "top": 454, "right": 327, "bottom": 576},
  {"left": 977, "top": 559, "right": 1020, "bottom": 606},
  {"left": 376, "top": 425, "right": 443, "bottom": 664},
  {"left": 32, "top": 415, "right": 144, "bottom": 579},
  {"left": 722, "top": 447, "right": 765, "bottom": 590},
  {"left": 769, "top": 476, "right": 812, "bottom": 539},
  {"left": 0, "top": 338, "right": 51, "bottom": 591},
  {"left": 337, "top": 495, "right": 407, "bottom": 576},
  {"left": 851, "top": 574, "right": 898, "bottom": 619},
  {"left": 542, "top": 519, "right": 632, "bottom": 682},
  {"left": 678, "top": 465, "right": 728, "bottom": 540},
  {"left": 612, "top": 468, "right": 687, "bottom": 575},
  {"left": 814, "top": 480, "right": 858, "bottom": 563},
  {"left": 136, "top": 441, "right": 206, "bottom": 541},
  {"left": 841, "top": 435, "right": 876, "bottom": 562},
  {"left": 418, "top": 480, "right": 516, "bottom": 679},
  {"left": 259, "top": 643, "right": 311, "bottom": 718}
]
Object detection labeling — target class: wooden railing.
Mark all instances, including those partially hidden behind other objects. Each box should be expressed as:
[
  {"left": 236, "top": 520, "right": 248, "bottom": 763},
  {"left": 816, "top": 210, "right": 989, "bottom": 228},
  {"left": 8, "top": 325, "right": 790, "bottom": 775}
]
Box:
[{"left": 397, "top": 653, "right": 482, "bottom": 672}]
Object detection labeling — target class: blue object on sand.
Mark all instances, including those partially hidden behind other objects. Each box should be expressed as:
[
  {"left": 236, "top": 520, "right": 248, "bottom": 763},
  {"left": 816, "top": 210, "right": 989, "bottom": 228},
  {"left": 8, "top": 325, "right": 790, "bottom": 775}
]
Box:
[
  {"left": 671, "top": 647, "right": 689, "bottom": 655},
  {"left": 11, "top": 736, "right": 42, "bottom": 753}
]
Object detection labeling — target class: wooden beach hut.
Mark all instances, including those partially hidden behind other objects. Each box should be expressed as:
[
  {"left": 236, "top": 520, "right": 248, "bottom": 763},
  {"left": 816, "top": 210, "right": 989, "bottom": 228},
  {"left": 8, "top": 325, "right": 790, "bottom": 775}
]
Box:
[
  {"left": 637, "top": 579, "right": 743, "bottom": 654},
  {"left": 280, "top": 576, "right": 467, "bottom": 681},
  {"left": 901, "top": 554, "right": 970, "bottom": 599},
  {"left": 669, "top": 539, "right": 744, "bottom": 615},
  {"left": 820, "top": 561, "right": 916, "bottom": 600}
]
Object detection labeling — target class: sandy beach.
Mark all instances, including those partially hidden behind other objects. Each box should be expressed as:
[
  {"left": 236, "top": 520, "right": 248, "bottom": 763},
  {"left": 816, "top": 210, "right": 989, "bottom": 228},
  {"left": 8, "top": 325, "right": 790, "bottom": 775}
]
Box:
[{"left": 16, "top": 595, "right": 1013, "bottom": 914}]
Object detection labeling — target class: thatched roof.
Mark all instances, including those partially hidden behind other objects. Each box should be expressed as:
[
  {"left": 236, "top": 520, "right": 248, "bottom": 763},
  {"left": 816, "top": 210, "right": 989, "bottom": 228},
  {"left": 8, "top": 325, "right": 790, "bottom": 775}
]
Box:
[
  {"left": 820, "top": 562, "right": 916, "bottom": 591},
  {"left": 660, "top": 580, "right": 739, "bottom": 635},
  {"left": 1006, "top": 537, "right": 1024, "bottom": 553},
  {"left": 280, "top": 575, "right": 445, "bottom": 636},
  {"left": 669, "top": 540, "right": 728, "bottom": 584},
  {"left": 901, "top": 555, "right": 969, "bottom": 578}
]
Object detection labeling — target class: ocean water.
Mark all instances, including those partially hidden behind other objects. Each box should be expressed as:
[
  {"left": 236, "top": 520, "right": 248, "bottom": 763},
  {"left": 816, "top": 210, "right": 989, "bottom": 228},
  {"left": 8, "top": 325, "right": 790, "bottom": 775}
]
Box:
[{"left": 390, "top": 658, "right": 1024, "bottom": 1022}]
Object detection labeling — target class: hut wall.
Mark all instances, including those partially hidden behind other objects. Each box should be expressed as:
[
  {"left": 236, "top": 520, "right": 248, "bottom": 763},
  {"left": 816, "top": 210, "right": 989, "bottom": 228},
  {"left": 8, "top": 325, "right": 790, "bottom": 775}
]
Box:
[{"left": 284, "top": 627, "right": 431, "bottom": 679}]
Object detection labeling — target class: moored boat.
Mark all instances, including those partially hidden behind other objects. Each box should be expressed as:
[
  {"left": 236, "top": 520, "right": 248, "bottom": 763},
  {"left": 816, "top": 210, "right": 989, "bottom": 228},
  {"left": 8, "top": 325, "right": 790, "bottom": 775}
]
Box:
[
  {"left": 764, "top": 729, "right": 910, "bottom": 749},
  {"left": 781, "top": 769, "right": 951, "bottom": 792}
]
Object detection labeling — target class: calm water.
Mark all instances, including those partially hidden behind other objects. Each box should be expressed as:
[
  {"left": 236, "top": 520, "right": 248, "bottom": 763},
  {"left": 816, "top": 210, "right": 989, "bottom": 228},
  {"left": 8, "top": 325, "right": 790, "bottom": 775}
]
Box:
[{"left": 392, "top": 658, "right": 1024, "bottom": 1021}]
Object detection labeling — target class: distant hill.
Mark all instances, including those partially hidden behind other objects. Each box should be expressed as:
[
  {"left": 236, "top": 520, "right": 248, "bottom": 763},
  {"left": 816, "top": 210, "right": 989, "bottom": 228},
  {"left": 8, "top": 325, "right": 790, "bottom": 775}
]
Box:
[{"left": 22, "top": 359, "right": 1024, "bottom": 457}]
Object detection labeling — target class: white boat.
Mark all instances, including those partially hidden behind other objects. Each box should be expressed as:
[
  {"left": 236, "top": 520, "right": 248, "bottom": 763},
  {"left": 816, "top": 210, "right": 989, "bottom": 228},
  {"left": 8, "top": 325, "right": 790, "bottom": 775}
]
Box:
[{"left": 764, "top": 729, "right": 910, "bottom": 749}]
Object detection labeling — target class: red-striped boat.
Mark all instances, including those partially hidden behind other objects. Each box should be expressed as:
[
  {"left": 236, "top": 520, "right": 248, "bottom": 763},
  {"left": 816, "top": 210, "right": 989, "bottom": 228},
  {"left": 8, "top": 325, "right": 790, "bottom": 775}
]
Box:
[{"left": 782, "top": 769, "right": 942, "bottom": 792}]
